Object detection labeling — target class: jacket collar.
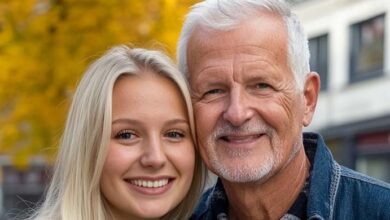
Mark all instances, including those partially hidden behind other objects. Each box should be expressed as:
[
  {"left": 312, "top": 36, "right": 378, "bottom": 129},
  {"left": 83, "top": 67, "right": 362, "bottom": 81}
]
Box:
[{"left": 304, "top": 132, "right": 340, "bottom": 220}]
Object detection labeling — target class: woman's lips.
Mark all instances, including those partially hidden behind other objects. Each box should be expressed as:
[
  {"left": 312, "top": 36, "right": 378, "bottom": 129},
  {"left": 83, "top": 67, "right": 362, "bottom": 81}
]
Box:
[
  {"left": 125, "top": 177, "right": 175, "bottom": 195},
  {"left": 129, "top": 179, "right": 169, "bottom": 188}
]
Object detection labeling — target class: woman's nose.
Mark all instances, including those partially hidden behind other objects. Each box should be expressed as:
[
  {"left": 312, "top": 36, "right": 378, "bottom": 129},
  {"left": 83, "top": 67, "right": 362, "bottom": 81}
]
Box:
[{"left": 140, "top": 136, "right": 167, "bottom": 169}]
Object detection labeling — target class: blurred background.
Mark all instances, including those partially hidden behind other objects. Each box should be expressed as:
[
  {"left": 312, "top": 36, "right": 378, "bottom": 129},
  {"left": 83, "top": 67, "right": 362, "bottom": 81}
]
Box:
[{"left": 0, "top": 0, "right": 390, "bottom": 218}]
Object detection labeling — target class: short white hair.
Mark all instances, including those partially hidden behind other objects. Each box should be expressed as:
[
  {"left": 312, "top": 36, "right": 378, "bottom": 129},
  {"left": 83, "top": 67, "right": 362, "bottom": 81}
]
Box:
[{"left": 177, "top": 0, "right": 310, "bottom": 90}]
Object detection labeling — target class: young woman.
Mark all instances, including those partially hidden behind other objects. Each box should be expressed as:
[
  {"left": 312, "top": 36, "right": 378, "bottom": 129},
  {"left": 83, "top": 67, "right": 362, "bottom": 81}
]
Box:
[{"left": 28, "top": 45, "right": 206, "bottom": 219}]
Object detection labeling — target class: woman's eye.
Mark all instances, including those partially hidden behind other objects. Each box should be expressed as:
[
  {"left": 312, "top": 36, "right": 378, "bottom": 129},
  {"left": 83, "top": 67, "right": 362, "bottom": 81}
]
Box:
[
  {"left": 166, "top": 131, "right": 185, "bottom": 140},
  {"left": 115, "top": 130, "right": 136, "bottom": 140}
]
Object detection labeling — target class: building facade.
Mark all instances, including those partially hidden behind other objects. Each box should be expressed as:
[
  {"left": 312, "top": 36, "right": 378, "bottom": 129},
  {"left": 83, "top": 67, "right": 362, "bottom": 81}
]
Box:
[
  {"left": 292, "top": 0, "right": 390, "bottom": 182},
  {"left": 0, "top": 156, "right": 49, "bottom": 219}
]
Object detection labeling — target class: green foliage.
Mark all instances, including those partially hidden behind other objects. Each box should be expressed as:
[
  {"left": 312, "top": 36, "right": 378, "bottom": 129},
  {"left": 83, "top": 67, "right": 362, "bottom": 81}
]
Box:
[{"left": 0, "top": 0, "right": 198, "bottom": 169}]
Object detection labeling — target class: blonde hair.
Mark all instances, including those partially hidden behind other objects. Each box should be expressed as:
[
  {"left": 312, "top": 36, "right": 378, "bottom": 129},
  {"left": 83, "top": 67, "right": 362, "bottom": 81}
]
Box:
[{"left": 29, "top": 45, "right": 206, "bottom": 220}]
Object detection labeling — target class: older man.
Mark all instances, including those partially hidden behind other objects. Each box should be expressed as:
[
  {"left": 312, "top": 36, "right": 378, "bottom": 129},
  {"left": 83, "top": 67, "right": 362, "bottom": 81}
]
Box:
[{"left": 177, "top": 0, "right": 390, "bottom": 219}]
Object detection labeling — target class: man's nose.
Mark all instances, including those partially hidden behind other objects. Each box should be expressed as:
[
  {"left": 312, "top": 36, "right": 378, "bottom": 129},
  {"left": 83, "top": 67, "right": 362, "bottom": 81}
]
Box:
[
  {"left": 223, "top": 88, "right": 254, "bottom": 126},
  {"left": 140, "top": 136, "right": 166, "bottom": 169}
]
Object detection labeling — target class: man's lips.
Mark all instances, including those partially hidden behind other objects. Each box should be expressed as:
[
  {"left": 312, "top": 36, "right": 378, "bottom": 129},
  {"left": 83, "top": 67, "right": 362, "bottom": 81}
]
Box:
[{"left": 219, "top": 133, "right": 264, "bottom": 143}]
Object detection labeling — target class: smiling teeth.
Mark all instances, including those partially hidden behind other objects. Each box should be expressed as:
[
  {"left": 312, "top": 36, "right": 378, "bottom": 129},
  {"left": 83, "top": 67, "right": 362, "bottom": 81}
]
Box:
[{"left": 130, "top": 179, "right": 169, "bottom": 188}]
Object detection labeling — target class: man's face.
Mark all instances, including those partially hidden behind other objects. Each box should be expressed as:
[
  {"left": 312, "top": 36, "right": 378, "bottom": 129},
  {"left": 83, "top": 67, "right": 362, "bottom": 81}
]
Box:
[{"left": 187, "top": 12, "right": 313, "bottom": 183}]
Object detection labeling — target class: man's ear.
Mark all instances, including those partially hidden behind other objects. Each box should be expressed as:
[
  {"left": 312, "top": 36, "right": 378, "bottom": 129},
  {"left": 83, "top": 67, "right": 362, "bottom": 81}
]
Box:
[{"left": 302, "top": 72, "right": 320, "bottom": 127}]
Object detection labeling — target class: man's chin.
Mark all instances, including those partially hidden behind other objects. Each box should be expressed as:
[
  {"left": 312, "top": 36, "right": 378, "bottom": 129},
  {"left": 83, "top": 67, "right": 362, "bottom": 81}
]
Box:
[{"left": 211, "top": 162, "right": 273, "bottom": 183}]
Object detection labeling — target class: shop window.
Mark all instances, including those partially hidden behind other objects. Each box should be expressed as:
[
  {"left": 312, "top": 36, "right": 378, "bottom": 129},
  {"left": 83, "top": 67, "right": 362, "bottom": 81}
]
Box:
[
  {"left": 356, "top": 130, "right": 390, "bottom": 183},
  {"left": 350, "top": 14, "right": 385, "bottom": 82},
  {"left": 357, "top": 130, "right": 390, "bottom": 153},
  {"left": 356, "top": 156, "right": 390, "bottom": 183},
  {"left": 309, "top": 34, "right": 328, "bottom": 91}
]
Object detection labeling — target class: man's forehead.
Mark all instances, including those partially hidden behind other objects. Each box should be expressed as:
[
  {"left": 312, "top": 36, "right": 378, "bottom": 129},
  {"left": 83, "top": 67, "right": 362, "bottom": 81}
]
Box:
[
  {"left": 186, "top": 13, "right": 287, "bottom": 57},
  {"left": 186, "top": 18, "right": 289, "bottom": 80}
]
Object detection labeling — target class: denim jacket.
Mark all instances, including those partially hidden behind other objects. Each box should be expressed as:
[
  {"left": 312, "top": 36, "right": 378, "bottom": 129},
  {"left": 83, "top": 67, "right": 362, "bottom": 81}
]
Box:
[{"left": 191, "top": 132, "right": 390, "bottom": 220}]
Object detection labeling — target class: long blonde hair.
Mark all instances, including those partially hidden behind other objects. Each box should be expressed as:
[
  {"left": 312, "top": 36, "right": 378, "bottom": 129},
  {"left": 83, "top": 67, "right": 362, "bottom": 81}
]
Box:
[{"left": 29, "top": 45, "right": 206, "bottom": 220}]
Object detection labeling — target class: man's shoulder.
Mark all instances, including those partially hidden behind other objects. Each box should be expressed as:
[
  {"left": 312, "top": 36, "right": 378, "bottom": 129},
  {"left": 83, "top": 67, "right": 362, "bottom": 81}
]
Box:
[
  {"left": 334, "top": 165, "right": 390, "bottom": 218},
  {"left": 338, "top": 165, "right": 390, "bottom": 195},
  {"left": 191, "top": 187, "right": 213, "bottom": 220},
  {"left": 190, "top": 187, "right": 214, "bottom": 220},
  {"left": 305, "top": 132, "right": 390, "bottom": 218},
  {"left": 341, "top": 165, "right": 390, "bottom": 187},
  {"left": 191, "top": 178, "right": 230, "bottom": 220}
]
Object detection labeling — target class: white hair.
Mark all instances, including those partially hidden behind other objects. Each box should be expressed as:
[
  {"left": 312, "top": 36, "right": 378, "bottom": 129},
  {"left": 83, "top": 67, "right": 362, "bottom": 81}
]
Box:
[
  {"left": 26, "top": 45, "right": 206, "bottom": 220},
  {"left": 177, "top": 0, "right": 310, "bottom": 90}
]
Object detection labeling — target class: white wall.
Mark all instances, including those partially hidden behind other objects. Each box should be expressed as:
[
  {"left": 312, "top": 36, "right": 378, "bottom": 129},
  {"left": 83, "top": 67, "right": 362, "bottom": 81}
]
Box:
[{"left": 293, "top": 0, "right": 390, "bottom": 131}]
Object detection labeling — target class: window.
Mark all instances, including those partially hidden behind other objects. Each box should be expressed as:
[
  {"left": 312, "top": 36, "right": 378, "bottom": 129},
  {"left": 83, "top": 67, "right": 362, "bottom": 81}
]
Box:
[
  {"left": 350, "top": 14, "right": 385, "bottom": 82},
  {"left": 356, "top": 156, "right": 390, "bottom": 183},
  {"left": 355, "top": 130, "right": 390, "bottom": 183},
  {"left": 309, "top": 34, "right": 328, "bottom": 91}
]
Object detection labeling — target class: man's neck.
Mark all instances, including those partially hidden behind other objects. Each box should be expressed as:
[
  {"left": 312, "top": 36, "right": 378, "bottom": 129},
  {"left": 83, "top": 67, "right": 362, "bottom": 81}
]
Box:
[{"left": 223, "top": 147, "right": 310, "bottom": 220}]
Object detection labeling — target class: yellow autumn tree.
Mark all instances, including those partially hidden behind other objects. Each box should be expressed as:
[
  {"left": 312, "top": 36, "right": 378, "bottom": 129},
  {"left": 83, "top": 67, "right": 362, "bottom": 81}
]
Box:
[{"left": 0, "top": 0, "right": 198, "bottom": 169}]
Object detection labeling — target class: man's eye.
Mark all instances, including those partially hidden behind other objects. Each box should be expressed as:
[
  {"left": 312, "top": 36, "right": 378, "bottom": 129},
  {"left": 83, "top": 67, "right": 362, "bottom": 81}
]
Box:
[
  {"left": 115, "top": 130, "right": 136, "bottom": 140},
  {"left": 204, "top": 89, "right": 223, "bottom": 96},
  {"left": 255, "top": 83, "right": 271, "bottom": 89}
]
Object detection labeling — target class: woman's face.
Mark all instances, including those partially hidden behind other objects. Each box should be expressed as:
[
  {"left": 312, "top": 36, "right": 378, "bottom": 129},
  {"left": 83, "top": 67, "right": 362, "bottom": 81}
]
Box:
[{"left": 100, "top": 72, "right": 195, "bottom": 220}]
